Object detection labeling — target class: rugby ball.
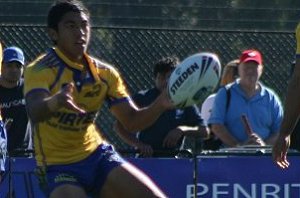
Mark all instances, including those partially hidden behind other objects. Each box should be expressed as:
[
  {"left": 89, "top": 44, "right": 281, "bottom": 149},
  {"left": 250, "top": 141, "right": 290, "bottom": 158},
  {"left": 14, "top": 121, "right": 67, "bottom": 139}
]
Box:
[{"left": 167, "top": 52, "right": 221, "bottom": 108}]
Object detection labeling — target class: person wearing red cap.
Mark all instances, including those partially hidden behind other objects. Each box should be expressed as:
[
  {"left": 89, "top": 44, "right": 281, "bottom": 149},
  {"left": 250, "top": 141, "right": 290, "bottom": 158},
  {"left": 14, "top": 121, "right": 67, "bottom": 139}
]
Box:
[
  {"left": 208, "top": 49, "right": 283, "bottom": 148},
  {"left": 272, "top": 24, "right": 300, "bottom": 168}
]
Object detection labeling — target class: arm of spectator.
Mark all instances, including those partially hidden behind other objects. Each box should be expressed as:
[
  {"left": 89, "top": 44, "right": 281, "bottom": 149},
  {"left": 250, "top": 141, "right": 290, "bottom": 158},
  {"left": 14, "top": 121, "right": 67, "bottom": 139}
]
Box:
[
  {"left": 163, "top": 125, "right": 209, "bottom": 148},
  {"left": 114, "top": 121, "right": 153, "bottom": 157},
  {"left": 243, "top": 133, "right": 266, "bottom": 146},
  {"left": 177, "top": 125, "right": 210, "bottom": 138},
  {"left": 210, "top": 124, "right": 240, "bottom": 147}
]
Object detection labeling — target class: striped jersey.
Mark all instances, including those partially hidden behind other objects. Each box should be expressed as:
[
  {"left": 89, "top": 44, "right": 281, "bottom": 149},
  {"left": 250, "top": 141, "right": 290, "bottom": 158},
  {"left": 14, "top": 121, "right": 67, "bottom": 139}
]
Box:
[{"left": 24, "top": 47, "right": 129, "bottom": 166}]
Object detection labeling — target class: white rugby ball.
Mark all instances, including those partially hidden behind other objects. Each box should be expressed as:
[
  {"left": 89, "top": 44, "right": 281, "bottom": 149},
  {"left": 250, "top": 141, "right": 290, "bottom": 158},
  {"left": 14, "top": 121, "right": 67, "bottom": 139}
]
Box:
[{"left": 167, "top": 52, "right": 221, "bottom": 107}]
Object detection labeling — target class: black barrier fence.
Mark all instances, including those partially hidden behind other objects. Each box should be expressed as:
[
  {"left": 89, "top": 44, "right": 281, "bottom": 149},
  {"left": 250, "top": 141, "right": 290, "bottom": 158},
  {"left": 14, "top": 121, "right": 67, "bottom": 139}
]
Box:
[{"left": 0, "top": 25, "right": 295, "bottom": 150}]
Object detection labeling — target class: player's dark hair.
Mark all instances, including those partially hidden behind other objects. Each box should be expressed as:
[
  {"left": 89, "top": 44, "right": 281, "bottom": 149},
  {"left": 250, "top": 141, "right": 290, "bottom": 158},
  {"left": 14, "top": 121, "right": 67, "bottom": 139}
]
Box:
[
  {"left": 47, "top": 0, "right": 90, "bottom": 31},
  {"left": 153, "top": 56, "right": 179, "bottom": 77}
]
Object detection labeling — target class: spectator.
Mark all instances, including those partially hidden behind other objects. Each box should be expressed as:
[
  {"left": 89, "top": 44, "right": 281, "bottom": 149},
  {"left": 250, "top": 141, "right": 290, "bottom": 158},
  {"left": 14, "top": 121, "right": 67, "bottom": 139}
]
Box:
[
  {"left": 114, "top": 56, "right": 209, "bottom": 157},
  {"left": 208, "top": 49, "right": 283, "bottom": 147},
  {"left": 200, "top": 59, "right": 239, "bottom": 150},
  {"left": 24, "top": 1, "right": 173, "bottom": 197},
  {"left": 0, "top": 46, "right": 32, "bottom": 156}
]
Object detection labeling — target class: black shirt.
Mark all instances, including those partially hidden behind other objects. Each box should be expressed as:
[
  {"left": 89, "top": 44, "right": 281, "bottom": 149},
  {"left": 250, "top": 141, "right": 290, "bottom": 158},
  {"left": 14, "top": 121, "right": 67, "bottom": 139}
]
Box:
[
  {"left": 0, "top": 79, "right": 28, "bottom": 152},
  {"left": 133, "top": 87, "right": 204, "bottom": 155}
]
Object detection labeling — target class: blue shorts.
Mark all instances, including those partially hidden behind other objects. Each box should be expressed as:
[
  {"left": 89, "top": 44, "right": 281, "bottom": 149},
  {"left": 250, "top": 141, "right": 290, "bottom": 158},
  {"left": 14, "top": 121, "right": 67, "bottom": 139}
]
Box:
[{"left": 36, "top": 144, "right": 125, "bottom": 197}]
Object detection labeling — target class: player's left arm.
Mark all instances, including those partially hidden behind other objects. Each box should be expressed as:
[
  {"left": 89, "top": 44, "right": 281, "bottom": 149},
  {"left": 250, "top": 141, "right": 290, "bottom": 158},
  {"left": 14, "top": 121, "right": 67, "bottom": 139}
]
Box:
[
  {"left": 111, "top": 89, "right": 173, "bottom": 132},
  {"left": 265, "top": 132, "right": 279, "bottom": 145},
  {"left": 272, "top": 23, "right": 300, "bottom": 168}
]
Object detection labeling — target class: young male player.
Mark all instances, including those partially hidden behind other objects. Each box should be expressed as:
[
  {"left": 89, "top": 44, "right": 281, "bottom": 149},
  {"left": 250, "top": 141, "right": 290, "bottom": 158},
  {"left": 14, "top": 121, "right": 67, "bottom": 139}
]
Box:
[
  {"left": 272, "top": 23, "right": 300, "bottom": 169},
  {"left": 24, "top": 0, "right": 172, "bottom": 197}
]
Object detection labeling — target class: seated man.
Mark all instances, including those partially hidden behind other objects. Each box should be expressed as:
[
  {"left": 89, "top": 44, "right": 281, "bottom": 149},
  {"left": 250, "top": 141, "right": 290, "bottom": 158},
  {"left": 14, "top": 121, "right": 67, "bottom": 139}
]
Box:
[
  {"left": 114, "top": 56, "right": 209, "bottom": 157},
  {"left": 208, "top": 49, "right": 283, "bottom": 147}
]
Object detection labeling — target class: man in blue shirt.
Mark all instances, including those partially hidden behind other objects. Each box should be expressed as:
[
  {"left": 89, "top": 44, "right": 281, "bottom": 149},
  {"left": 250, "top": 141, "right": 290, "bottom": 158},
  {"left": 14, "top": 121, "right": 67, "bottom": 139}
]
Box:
[
  {"left": 115, "top": 56, "right": 209, "bottom": 157},
  {"left": 208, "top": 49, "right": 283, "bottom": 147}
]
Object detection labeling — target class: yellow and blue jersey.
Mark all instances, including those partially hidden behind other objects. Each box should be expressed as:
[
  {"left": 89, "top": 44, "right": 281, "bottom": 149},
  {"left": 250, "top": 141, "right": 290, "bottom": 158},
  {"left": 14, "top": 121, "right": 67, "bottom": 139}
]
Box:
[
  {"left": 0, "top": 41, "right": 2, "bottom": 75},
  {"left": 296, "top": 23, "right": 300, "bottom": 57},
  {"left": 24, "top": 47, "right": 129, "bottom": 166}
]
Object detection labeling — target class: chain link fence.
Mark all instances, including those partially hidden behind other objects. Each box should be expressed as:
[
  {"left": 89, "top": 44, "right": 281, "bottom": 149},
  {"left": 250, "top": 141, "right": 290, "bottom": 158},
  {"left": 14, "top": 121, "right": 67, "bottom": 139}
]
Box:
[{"left": 0, "top": 25, "right": 295, "bottom": 149}]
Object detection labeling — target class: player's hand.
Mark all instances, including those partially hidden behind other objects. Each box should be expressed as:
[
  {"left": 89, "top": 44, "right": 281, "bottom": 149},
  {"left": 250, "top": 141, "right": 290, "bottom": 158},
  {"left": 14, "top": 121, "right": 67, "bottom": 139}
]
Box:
[
  {"left": 163, "top": 128, "right": 183, "bottom": 148},
  {"left": 136, "top": 142, "right": 153, "bottom": 157},
  {"left": 48, "top": 83, "right": 86, "bottom": 113},
  {"left": 272, "top": 134, "right": 290, "bottom": 169}
]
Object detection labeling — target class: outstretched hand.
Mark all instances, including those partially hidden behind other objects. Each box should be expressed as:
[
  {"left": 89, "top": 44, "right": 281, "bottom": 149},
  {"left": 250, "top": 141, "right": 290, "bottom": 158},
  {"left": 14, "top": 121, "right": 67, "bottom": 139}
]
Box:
[
  {"left": 48, "top": 83, "right": 86, "bottom": 114},
  {"left": 272, "top": 135, "right": 290, "bottom": 169}
]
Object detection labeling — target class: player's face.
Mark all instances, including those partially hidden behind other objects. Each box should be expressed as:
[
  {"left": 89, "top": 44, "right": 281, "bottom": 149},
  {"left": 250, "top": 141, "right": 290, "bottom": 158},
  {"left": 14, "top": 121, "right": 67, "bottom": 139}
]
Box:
[
  {"left": 53, "top": 11, "right": 90, "bottom": 62},
  {"left": 1, "top": 61, "right": 23, "bottom": 83},
  {"left": 239, "top": 61, "right": 263, "bottom": 85}
]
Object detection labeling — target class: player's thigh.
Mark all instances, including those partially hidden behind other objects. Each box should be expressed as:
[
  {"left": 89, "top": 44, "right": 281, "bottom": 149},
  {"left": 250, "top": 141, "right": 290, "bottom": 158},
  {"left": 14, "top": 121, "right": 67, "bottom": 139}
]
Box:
[
  {"left": 50, "top": 184, "right": 87, "bottom": 198},
  {"left": 99, "top": 163, "right": 167, "bottom": 198}
]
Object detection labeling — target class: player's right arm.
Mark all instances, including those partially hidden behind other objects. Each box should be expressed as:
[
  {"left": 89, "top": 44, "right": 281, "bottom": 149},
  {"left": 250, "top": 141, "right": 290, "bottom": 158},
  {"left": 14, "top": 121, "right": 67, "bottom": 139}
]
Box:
[
  {"left": 24, "top": 62, "right": 85, "bottom": 124},
  {"left": 272, "top": 23, "right": 300, "bottom": 168}
]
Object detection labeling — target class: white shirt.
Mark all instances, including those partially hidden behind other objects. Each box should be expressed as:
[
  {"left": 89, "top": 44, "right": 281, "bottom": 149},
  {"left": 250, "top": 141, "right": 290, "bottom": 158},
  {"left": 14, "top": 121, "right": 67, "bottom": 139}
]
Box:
[{"left": 200, "top": 93, "right": 216, "bottom": 125}]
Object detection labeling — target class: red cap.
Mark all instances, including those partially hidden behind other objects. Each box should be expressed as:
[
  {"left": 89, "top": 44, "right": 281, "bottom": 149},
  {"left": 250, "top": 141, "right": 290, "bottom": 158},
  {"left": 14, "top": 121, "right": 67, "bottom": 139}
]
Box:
[{"left": 239, "top": 49, "right": 262, "bottom": 65}]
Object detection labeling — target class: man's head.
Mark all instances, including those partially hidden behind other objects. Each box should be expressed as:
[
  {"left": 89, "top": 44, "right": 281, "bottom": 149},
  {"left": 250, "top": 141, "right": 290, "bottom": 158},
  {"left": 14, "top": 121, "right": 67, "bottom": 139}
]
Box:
[
  {"left": 47, "top": 0, "right": 91, "bottom": 61},
  {"left": 239, "top": 49, "right": 262, "bottom": 65},
  {"left": 1, "top": 46, "right": 25, "bottom": 84},
  {"left": 220, "top": 59, "right": 239, "bottom": 86},
  {"left": 153, "top": 56, "right": 179, "bottom": 91},
  {"left": 238, "top": 49, "right": 263, "bottom": 85},
  {"left": 47, "top": 0, "right": 90, "bottom": 31}
]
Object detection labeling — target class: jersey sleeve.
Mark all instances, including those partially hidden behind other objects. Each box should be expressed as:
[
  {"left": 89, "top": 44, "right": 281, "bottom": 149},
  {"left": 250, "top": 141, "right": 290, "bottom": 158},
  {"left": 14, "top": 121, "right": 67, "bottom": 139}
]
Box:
[
  {"left": 296, "top": 23, "right": 300, "bottom": 57},
  {"left": 105, "top": 66, "right": 130, "bottom": 106},
  {"left": 24, "top": 63, "right": 54, "bottom": 97}
]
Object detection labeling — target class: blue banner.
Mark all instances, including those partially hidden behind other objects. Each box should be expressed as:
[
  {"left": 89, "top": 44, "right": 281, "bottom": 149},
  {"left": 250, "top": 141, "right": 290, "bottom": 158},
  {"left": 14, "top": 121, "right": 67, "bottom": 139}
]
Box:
[{"left": 0, "top": 156, "right": 299, "bottom": 198}]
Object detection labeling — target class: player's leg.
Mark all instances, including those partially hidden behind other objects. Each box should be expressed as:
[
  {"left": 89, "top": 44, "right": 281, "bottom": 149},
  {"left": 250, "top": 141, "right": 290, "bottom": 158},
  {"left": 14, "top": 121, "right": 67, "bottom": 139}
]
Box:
[
  {"left": 99, "top": 162, "right": 167, "bottom": 198},
  {"left": 50, "top": 184, "right": 87, "bottom": 198}
]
